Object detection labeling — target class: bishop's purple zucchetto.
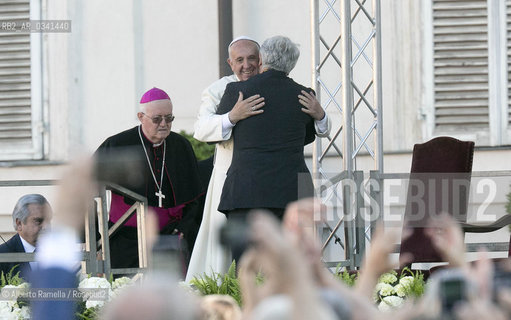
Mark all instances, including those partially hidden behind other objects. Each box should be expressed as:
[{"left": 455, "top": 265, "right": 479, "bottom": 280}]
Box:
[{"left": 140, "top": 87, "right": 170, "bottom": 103}]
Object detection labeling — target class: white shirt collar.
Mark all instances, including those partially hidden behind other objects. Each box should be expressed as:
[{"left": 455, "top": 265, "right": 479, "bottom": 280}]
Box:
[{"left": 19, "top": 235, "right": 35, "bottom": 253}]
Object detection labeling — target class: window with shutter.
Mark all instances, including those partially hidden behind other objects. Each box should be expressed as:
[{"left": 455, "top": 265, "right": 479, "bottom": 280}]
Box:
[
  {"left": 0, "top": 0, "right": 43, "bottom": 161},
  {"left": 432, "top": 0, "right": 490, "bottom": 131}
]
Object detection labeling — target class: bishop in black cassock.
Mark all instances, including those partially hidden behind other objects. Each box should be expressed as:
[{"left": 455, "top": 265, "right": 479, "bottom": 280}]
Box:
[{"left": 95, "top": 88, "right": 202, "bottom": 270}]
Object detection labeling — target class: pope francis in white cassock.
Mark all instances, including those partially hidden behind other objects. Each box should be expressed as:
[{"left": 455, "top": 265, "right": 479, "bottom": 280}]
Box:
[{"left": 186, "top": 36, "right": 330, "bottom": 281}]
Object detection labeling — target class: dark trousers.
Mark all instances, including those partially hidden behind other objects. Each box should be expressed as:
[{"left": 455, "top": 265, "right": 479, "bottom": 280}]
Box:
[
  {"left": 107, "top": 221, "right": 188, "bottom": 277},
  {"left": 108, "top": 223, "right": 139, "bottom": 270}
]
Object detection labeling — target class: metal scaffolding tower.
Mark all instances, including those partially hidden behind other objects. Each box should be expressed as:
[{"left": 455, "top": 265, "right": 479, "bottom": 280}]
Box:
[{"left": 311, "top": 0, "right": 384, "bottom": 269}]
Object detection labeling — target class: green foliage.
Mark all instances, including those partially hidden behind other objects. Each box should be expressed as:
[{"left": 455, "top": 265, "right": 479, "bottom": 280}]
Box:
[
  {"left": 189, "top": 261, "right": 242, "bottom": 305},
  {"left": 255, "top": 272, "right": 265, "bottom": 286},
  {"left": 76, "top": 302, "right": 99, "bottom": 320},
  {"left": 332, "top": 265, "right": 425, "bottom": 304},
  {"left": 400, "top": 267, "right": 425, "bottom": 298},
  {"left": 333, "top": 264, "right": 357, "bottom": 287},
  {"left": 180, "top": 130, "right": 215, "bottom": 161},
  {"left": 0, "top": 265, "right": 24, "bottom": 287}
]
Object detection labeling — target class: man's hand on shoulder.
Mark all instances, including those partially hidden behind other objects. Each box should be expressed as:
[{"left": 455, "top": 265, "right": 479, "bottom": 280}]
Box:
[
  {"left": 228, "top": 92, "right": 265, "bottom": 124},
  {"left": 299, "top": 90, "right": 325, "bottom": 121}
]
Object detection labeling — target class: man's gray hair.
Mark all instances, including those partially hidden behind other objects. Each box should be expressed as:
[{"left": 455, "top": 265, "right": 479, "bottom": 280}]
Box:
[
  {"left": 12, "top": 194, "right": 49, "bottom": 230},
  {"left": 260, "top": 36, "right": 300, "bottom": 75}
]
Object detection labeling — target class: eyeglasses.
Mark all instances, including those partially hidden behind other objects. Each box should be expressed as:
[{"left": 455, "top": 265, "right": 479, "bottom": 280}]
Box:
[{"left": 141, "top": 113, "right": 175, "bottom": 124}]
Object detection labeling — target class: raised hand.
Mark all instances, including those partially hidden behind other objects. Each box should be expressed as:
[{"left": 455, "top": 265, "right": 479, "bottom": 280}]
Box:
[
  {"left": 425, "top": 213, "right": 467, "bottom": 269},
  {"left": 299, "top": 90, "right": 325, "bottom": 120},
  {"left": 53, "top": 157, "right": 97, "bottom": 231},
  {"left": 228, "top": 92, "right": 265, "bottom": 124},
  {"left": 355, "top": 224, "right": 401, "bottom": 299}
]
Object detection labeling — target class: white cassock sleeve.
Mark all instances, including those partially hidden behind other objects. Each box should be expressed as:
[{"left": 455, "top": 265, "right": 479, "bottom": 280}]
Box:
[
  {"left": 194, "top": 73, "right": 331, "bottom": 141},
  {"left": 314, "top": 113, "right": 331, "bottom": 137},
  {"left": 193, "top": 74, "right": 237, "bottom": 142}
]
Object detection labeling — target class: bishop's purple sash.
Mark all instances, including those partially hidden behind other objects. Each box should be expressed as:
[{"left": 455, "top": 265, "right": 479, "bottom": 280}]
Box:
[{"left": 109, "top": 193, "right": 184, "bottom": 230}]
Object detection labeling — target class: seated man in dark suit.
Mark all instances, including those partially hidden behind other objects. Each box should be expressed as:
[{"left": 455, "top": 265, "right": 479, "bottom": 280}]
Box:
[
  {"left": 0, "top": 194, "right": 52, "bottom": 280},
  {"left": 216, "top": 35, "right": 324, "bottom": 222}
]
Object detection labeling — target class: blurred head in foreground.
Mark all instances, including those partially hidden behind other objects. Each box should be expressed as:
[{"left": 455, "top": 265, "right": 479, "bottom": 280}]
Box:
[
  {"left": 102, "top": 273, "right": 200, "bottom": 320},
  {"left": 199, "top": 294, "right": 242, "bottom": 320}
]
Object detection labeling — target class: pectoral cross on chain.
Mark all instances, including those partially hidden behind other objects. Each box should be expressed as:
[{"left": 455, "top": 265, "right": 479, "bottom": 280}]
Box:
[{"left": 155, "top": 190, "right": 166, "bottom": 208}]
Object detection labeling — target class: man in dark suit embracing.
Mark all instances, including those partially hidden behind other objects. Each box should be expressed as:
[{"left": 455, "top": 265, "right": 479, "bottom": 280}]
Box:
[
  {"left": 0, "top": 194, "right": 52, "bottom": 279},
  {"left": 216, "top": 35, "right": 327, "bottom": 223}
]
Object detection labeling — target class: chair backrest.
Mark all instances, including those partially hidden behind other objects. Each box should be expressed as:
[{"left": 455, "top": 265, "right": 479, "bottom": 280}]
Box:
[{"left": 399, "top": 136, "right": 474, "bottom": 263}]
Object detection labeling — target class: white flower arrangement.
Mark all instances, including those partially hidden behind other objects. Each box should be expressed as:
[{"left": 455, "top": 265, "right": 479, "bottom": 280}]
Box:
[
  {"left": 394, "top": 283, "right": 407, "bottom": 297},
  {"left": 0, "top": 269, "right": 135, "bottom": 320},
  {"left": 0, "top": 268, "right": 31, "bottom": 320},
  {"left": 111, "top": 276, "right": 133, "bottom": 292},
  {"left": 78, "top": 276, "right": 112, "bottom": 309},
  {"left": 378, "top": 283, "right": 395, "bottom": 297},
  {"left": 378, "top": 295, "right": 404, "bottom": 311},
  {"left": 399, "top": 276, "right": 414, "bottom": 287},
  {"left": 0, "top": 283, "right": 31, "bottom": 319},
  {"left": 373, "top": 269, "right": 425, "bottom": 312},
  {"left": 178, "top": 281, "right": 200, "bottom": 295},
  {"left": 379, "top": 273, "right": 398, "bottom": 284},
  {"left": 78, "top": 276, "right": 135, "bottom": 313}
]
